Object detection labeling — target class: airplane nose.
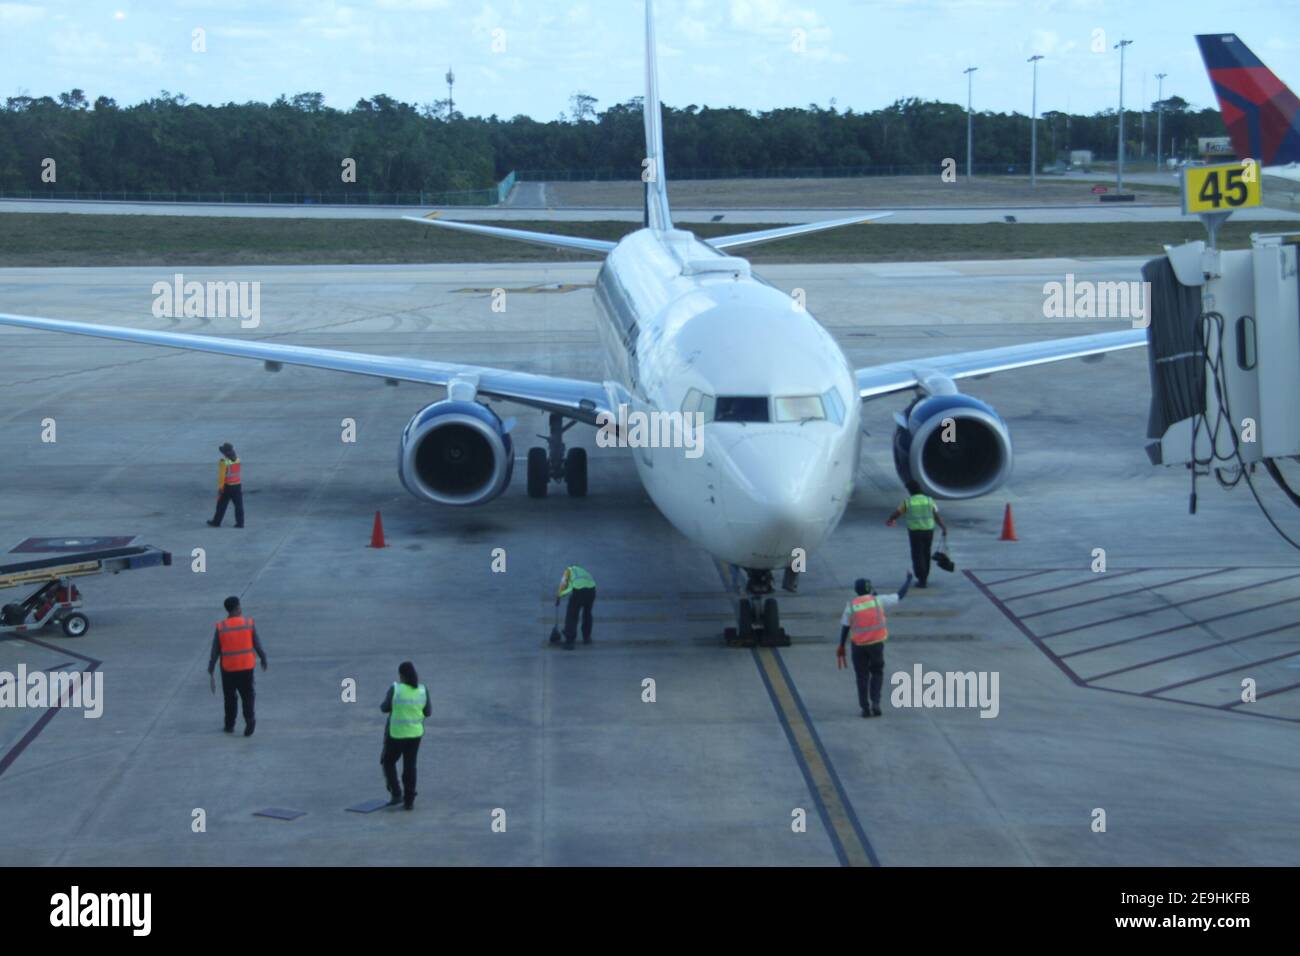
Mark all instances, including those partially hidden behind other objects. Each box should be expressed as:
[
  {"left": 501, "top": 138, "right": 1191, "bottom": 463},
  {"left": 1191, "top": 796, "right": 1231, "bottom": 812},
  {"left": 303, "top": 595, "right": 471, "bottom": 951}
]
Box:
[{"left": 720, "top": 432, "right": 837, "bottom": 557}]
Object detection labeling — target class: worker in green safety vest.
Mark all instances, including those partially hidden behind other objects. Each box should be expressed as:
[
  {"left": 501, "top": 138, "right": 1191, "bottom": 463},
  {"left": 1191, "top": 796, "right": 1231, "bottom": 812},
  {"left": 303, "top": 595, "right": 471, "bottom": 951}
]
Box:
[
  {"left": 885, "top": 480, "right": 947, "bottom": 588},
  {"left": 554, "top": 565, "right": 597, "bottom": 650},
  {"left": 380, "top": 661, "right": 431, "bottom": 809}
]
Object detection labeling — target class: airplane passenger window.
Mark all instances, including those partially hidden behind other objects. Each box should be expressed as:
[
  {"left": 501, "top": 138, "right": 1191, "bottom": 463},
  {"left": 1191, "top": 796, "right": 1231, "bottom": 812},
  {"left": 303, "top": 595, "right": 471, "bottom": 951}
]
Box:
[
  {"left": 714, "top": 396, "right": 769, "bottom": 422},
  {"left": 774, "top": 395, "right": 826, "bottom": 422}
]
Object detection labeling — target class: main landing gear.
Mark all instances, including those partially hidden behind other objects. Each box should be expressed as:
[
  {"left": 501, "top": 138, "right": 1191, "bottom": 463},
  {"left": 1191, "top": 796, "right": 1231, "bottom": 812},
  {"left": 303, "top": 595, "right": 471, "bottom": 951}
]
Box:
[
  {"left": 527, "top": 412, "right": 587, "bottom": 498},
  {"left": 724, "top": 568, "right": 789, "bottom": 647}
]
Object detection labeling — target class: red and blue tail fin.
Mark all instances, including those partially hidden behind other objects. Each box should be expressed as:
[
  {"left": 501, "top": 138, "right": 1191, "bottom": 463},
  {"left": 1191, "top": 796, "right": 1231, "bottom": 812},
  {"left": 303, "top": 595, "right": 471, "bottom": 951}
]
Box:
[{"left": 1196, "top": 33, "right": 1300, "bottom": 167}]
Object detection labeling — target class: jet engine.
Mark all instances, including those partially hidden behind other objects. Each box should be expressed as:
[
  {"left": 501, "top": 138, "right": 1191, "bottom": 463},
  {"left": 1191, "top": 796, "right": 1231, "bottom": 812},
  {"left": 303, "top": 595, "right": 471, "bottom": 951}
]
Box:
[
  {"left": 892, "top": 394, "right": 1012, "bottom": 499},
  {"left": 398, "top": 400, "right": 514, "bottom": 506}
]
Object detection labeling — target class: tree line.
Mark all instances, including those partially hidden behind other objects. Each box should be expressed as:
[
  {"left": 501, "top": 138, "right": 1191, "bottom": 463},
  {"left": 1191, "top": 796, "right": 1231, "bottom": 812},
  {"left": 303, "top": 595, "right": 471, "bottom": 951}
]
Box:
[{"left": 0, "top": 90, "right": 1227, "bottom": 194}]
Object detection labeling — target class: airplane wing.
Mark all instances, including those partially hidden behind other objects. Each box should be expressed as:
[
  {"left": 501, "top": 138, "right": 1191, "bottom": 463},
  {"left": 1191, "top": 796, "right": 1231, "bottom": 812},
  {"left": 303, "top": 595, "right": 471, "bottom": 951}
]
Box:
[
  {"left": 402, "top": 216, "right": 616, "bottom": 255},
  {"left": 855, "top": 328, "right": 1147, "bottom": 400},
  {"left": 0, "top": 312, "right": 613, "bottom": 424},
  {"left": 708, "top": 213, "right": 892, "bottom": 251}
]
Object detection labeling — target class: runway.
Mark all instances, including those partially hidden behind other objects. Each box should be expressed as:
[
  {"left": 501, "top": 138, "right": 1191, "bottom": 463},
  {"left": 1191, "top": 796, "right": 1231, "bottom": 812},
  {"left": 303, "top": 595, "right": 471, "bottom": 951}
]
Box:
[
  {"left": 8, "top": 197, "right": 1298, "bottom": 225},
  {"left": 1, "top": 259, "right": 1298, "bottom": 865}
]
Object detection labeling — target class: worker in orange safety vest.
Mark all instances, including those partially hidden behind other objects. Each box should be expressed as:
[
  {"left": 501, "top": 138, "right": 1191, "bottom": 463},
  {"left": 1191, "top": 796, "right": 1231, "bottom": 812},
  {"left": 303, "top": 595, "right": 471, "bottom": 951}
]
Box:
[
  {"left": 207, "top": 595, "right": 267, "bottom": 735},
  {"left": 207, "top": 442, "right": 245, "bottom": 528},
  {"left": 836, "top": 574, "right": 911, "bottom": 718}
]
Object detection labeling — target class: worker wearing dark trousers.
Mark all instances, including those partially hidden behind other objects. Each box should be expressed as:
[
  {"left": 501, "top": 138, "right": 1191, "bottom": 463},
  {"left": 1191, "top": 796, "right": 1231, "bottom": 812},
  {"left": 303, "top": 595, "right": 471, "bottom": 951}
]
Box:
[
  {"left": 885, "top": 480, "right": 947, "bottom": 587},
  {"left": 837, "top": 575, "right": 911, "bottom": 717},
  {"left": 380, "top": 662, "right": 431, "bottom": 810},
  {"left": 555, "top": 565, "right": 596, "bottom": 650},
  {"left": 208, "top": 596, "right": 267, "bottom": 736},
  {"left": 208, "top": 442, "right": 244, "bottom": 528}
]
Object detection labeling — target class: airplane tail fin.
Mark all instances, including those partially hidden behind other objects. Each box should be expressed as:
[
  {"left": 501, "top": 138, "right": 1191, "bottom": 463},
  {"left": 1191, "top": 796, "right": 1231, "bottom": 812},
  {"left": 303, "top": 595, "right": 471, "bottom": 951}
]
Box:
[
  {"left": 1196, "top": 34, "right": 1300, "bottom": 167},
  {"left": 642, "top": 0, "right": 673, "bottom": 230}
]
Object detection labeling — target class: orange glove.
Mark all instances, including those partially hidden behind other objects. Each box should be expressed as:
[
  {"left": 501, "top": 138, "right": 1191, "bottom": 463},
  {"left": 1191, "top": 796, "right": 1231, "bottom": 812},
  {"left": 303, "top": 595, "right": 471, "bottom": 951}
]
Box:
[{"left": 836, "top": 645, "right": 847, "bottom": 669}]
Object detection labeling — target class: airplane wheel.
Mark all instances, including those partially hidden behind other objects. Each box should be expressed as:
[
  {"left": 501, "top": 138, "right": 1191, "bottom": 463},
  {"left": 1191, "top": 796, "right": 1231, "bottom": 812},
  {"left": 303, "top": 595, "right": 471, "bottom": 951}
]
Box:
[
  {"left": 737, "top": 600, "right": 754, "bottom": 640},
  {"left": 61, "top": 612, "right": 89, "bottom": 638},
  {"left": 763, "top": 598, "right": 780, "bottom": 636},
  {"left": 565, "top": 448, "right": 588, "bottom": 497},
  {"left": 527, "top": 447, "right": 548, "bottom": 498}
]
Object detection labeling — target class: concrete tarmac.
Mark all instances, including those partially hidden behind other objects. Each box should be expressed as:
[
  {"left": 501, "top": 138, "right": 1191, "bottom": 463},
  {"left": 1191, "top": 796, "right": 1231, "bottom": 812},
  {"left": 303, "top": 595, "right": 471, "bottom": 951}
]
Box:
[{"left": 1, "top": 258, "right": 1298, "bottom": 865}]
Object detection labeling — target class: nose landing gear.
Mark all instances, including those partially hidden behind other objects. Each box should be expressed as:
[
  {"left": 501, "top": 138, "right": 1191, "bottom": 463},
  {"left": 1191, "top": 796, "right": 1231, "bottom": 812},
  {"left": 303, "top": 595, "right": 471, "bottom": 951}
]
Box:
[{"left": 723, "top": 568, "right": 789, "bottom": 647}]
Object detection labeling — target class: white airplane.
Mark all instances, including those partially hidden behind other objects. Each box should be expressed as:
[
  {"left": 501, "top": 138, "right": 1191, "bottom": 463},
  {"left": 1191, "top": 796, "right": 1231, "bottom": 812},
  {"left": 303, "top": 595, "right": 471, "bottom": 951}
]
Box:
[{"left": 0, "top": 0, "right": 1146, "bottom": 639}]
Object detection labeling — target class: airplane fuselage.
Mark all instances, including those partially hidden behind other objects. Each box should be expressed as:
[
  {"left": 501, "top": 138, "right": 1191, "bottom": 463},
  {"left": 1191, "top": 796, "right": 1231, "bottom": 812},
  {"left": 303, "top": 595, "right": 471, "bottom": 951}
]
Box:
[{"left": 591, "top": 228, "right": 862, "bottom": 570}]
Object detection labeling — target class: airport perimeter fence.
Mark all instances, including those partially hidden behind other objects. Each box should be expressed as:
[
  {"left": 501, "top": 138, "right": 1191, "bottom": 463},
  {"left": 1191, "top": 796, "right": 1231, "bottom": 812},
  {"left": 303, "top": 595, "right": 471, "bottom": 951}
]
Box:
[
  {"left": 513, "top": 159, "right": 1174, "bottom": 181},
  {"left": 516, "top": 163, "right": 1020, "bottom": 181},
  {"left": 0, "top": 183, "right": 508, "bottom": 207}
]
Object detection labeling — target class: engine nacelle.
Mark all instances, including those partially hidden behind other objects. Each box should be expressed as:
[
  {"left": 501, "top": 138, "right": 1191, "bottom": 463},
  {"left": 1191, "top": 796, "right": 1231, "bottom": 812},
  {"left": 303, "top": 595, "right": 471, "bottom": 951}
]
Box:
[
  {"left": 892, "top": 394, "right": 1013, "bottom": 499},
  {"left": 398, "top": 400, "right": 514, "bottom": 506}
]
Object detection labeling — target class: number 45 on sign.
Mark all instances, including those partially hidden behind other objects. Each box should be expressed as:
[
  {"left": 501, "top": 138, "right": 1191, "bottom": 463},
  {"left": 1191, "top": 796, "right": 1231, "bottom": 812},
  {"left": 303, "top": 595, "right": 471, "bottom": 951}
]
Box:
[{"left": 1181, "top": 160, "right": 1262, "bottom": 215}]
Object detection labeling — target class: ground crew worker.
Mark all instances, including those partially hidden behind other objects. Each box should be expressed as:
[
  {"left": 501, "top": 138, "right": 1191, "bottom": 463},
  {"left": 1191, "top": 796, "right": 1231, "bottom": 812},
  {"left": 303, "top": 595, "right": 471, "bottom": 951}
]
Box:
[
  {"left": 380, "top": 661, "right": 431, "bottom": 810},
  {"left": 207, "top": 595, "right": 267, "bottom": 735},
  {"left": 207, "top": 442, "right": 245, "bottom": 528},
  {"left": 837, "top": 574, "right": 911, "bottom": 717},
  {"left": 885, "top": 480, "right": 947, "bottom": 587},
  {"left": 554, "top": 564, "right": 596, "bottom": 650}
]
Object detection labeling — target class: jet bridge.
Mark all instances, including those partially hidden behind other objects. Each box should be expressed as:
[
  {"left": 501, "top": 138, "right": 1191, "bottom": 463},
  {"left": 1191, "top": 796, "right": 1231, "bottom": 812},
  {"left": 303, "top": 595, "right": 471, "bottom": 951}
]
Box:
[{"left": 1144, "top": 230, "right": 1300, "bottom": 515}]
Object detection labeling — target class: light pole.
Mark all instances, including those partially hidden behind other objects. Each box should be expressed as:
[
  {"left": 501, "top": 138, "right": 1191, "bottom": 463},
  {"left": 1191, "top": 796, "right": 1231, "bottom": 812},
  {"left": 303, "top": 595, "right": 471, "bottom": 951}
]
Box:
[
  {"left": 1115, "top": 39, "right": 1132, "bottom": 191},
  {"left": 1155, "top": 72, "right": 1167, "bottom": 171},
  {"left": 964, "top": 66, "right": 978, "bottom": 180},
  {"left": 1028, "top": 55, "right": 1043, "bottom": 186},
  {"left": 446, "top": 67, "right": 455, "bottom": 120}
]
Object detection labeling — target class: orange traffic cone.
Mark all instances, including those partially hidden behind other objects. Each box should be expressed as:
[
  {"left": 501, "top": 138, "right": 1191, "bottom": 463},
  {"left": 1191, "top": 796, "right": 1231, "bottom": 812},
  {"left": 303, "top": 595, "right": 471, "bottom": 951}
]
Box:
[
  {"left": 368, "top": 510, "right": 387, "bottom": 548},
  {"left": 999, "top": 503, "right": 1018, "bottom": 541}
]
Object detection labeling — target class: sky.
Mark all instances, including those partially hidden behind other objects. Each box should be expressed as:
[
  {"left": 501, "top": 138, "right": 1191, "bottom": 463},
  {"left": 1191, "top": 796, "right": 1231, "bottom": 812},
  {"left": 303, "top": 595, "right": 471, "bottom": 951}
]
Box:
[{"left": 2, "top": 0, "right": 1299, "bottom": 119}]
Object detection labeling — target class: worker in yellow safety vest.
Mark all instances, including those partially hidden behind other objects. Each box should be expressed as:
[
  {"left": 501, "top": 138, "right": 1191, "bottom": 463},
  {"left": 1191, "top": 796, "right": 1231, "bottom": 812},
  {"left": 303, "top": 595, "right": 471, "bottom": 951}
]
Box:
[
  {"left": 207, "top": 595, "right": 268, "bottom": 735},
  {"left": 885, "top": 480, "right": 947, "bottom": 588},
  {"left": 207, "top": 442, "right": 245, "bottom": 528},
  {"left": 380, "top": 661, "right": 431, "bottom": 809},
  {"left": 836, "top": 574, "right": 911, "bottom": 717},
  {"left": 554, "top": 565, "right": 597, "bottom": 650}
]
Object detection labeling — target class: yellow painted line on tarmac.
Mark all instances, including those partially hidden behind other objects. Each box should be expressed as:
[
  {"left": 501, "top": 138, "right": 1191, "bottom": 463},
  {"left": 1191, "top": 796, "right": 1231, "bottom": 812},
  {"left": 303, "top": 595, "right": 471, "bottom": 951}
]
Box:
[
  {"left": 714, "top": 558, "right": 877, "bottom": 866},
  {"left": 753, "top": 646, "right": 876, "bottom": 867}
]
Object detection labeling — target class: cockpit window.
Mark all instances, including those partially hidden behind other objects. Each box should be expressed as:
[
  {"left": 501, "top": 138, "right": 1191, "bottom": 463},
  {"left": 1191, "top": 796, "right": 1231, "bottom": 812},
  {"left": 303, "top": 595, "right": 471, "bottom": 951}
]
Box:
[
  {"left": 714, "top": 396, "right": 770, "bottom": 423},
  {"left": 822, "top": 387, "right": 846, "bottom": 426},
  {"left": 682, "top": 388, "right": 714, "bottom": 422},
  {"left": 774, "top": 395, "right": 826, "bottom": 422}
]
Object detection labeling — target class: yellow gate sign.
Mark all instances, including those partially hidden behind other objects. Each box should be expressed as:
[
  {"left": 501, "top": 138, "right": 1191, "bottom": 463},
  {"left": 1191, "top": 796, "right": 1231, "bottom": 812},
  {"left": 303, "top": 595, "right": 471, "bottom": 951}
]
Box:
[{"left": 1181, "top": 161, "right": 1262, "bottom": 215}]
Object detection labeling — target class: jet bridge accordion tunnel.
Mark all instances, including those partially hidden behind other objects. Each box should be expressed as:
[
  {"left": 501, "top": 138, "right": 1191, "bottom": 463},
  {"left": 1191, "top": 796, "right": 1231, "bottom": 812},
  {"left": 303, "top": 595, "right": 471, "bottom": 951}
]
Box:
[{"left": 1144, "top": 232, "right": 1300, "bottom": 513}]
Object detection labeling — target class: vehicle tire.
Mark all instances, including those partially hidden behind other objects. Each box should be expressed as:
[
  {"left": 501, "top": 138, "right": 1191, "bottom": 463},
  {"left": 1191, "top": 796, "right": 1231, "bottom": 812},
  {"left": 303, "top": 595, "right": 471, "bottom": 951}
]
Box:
[
  {"left": 61, "top": 612, "right": 89, "bottom": 638},
  {"left": 565, "top": 447, "right": 588, "bottom": 497},
  {"left": 763, "top": 598, "right": 780, "bottom": 636},
  {"left": 527, "top": 447, "right": 549, "bottom": 498},
  {"left": 738, "top": 600, "right": 754, "bottom": 640}
]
